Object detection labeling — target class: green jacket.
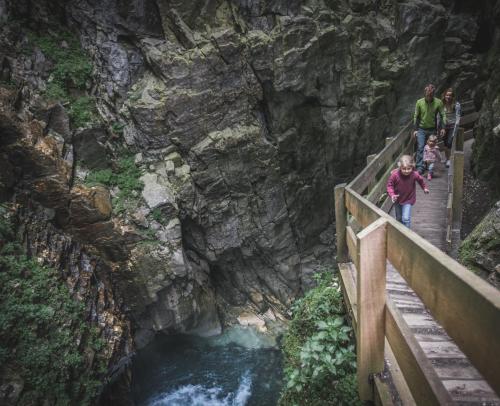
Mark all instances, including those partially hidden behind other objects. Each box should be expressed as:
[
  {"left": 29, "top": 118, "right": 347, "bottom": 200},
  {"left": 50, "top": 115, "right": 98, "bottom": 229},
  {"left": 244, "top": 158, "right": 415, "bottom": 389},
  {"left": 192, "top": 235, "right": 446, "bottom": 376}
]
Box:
[{"left": 413, "top": 97, "right": 446, "bottom": 130}]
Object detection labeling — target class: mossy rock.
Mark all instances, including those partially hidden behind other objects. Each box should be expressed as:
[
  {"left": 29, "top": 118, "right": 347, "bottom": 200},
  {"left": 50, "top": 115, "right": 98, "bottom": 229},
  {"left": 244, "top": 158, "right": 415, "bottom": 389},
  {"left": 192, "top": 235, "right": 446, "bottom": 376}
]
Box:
[{"left": 459, "top": 201, "right": 500, "bottom": 288}]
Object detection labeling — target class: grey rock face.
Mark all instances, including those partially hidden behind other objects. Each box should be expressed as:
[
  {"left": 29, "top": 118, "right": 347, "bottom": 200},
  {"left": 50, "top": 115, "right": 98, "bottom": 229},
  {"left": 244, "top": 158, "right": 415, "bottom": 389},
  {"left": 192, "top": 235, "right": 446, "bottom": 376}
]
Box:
[
  {"left": 470, "top": 1, "right": 500, "bottom": 196},
  {"left": 140, "top": 172, "right": 177, "bottom": 210},
  {"left": 3, "top": 0, "right": 500, "bottom": 349},
  {"left": 58, "top": 0, "right": 500, "bottom": 333}
]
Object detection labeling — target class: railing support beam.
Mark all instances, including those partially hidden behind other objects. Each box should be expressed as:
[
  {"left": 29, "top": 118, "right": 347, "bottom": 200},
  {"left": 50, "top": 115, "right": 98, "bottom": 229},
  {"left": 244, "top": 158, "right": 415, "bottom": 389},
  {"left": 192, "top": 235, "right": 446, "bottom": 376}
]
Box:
[
  {"left": 335, "top": 183, "right": 348, "bottom": 262},
  {"left": 356, "top": 217, "right": 388, "bottom": 400},
  {"left": 452, "top": 151, "right": 464, "bottom": 226}
]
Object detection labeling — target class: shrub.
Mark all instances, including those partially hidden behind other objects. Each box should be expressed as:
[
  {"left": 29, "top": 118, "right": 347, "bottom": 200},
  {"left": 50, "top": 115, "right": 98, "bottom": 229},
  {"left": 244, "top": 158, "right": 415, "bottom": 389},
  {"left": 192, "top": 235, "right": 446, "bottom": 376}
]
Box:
[
  {"left": 0, "top": 207, "right": 106, "bottom": 404},
  {"left": 27, "top": 30, "right": 97, "bottom": 128},
  {"left": 279, "top": 271, "right": 361, "bottom": 406},
  {"left": 68, "top": 96, "right": 98, "bottom": 128}
]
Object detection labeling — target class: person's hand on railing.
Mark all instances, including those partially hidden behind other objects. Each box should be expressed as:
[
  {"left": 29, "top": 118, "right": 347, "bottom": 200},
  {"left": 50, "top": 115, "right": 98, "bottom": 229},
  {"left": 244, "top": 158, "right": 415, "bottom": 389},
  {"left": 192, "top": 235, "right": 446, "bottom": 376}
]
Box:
[
  {"left": 440, "top": 128, "right": 446, "bottom": 137},
  {"left": 412, "top": 130, "right": 417, "bottom": 139},
  {"left": 391, "top": 194, "right": 399, "bottom": 203},
  {"left": 424, "top": 188, "right": 430, "bottom": 194}
]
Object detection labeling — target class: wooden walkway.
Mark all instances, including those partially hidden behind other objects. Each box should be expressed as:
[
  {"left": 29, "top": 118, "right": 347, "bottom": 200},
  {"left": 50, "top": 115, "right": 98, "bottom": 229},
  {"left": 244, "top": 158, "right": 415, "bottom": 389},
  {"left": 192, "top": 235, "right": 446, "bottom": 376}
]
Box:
[
  {"left": 336, "top": 110, "right": 500, "bottom": 404},
  {"left": 411, "top": 163, "right": 449, "bottom": 251}
]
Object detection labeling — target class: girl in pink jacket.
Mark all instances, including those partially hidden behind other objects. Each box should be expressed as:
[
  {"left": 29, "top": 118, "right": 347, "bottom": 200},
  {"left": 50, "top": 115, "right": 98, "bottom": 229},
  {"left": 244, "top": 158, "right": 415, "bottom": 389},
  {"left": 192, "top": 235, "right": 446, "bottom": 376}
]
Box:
[{"left": 387, "top": 155, "right": 429, "bottom": 228}]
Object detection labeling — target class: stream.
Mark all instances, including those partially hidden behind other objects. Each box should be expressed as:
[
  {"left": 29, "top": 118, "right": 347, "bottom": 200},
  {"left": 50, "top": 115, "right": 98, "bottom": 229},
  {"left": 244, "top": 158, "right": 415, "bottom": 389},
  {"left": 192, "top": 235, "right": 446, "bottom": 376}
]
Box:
[{"left": 131, "top": 326, "right": 283, "bottom": 406}]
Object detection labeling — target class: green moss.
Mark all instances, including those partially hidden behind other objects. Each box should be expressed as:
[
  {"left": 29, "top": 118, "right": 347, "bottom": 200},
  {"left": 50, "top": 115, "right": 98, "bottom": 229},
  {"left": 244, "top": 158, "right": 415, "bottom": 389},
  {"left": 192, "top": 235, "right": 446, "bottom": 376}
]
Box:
[
  {"left": 85, "top": 155, "right": 144, "bottom": 214},
  {"left": 0, "top": 78, "right": 17, "bottom": 89},
  {"left": 279, "top": 271, "right": 361, "bottom": 406},
  {"left": 68, "top": 96, "right": 98, "bottom": 128},
  {"left": 111, "top": 121, "right": 125, "bottom": 135},
  {"left": 458, "top": 209, "right": 499, "bottom": 275},
  {"left": 0, "top": 206, "right": 106, "bottom": 404},
  {"left": 27, "top": 30, "right": 97, "bottom": 128},
  {"left": 148, "top": 208, "right": 168, "bottom": 226}
]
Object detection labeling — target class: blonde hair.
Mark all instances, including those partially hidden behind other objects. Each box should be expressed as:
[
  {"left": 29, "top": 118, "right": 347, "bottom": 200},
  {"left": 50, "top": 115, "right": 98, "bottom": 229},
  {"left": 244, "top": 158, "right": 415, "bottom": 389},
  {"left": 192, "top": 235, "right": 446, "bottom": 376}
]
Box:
[
  {"left": 427, "top": 135, "right": 438, "bottom": 144},
  {"left": 398, "top": 155, "right": 415, "bottom": 168},
  {"left": 441, "top": 87, "right": 455, "bottom": 106}
]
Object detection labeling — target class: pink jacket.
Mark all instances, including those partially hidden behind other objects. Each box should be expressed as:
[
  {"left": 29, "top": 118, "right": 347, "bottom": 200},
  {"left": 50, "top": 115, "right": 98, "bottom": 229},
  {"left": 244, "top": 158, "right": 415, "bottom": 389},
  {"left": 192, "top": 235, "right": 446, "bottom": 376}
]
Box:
[
  {"left": 387, "top": 169, "right": 427, "bottom": 205},
  {"left": 424, "top": 145, "right": 442, "bottom": 163}
]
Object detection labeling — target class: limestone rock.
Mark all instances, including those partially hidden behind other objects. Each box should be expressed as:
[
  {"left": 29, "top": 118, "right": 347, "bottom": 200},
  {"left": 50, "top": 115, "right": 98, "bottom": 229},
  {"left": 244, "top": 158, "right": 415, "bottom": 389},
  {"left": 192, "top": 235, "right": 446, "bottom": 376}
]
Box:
[{"left": 140, "top": 172, "right": 177, "bottom": 211}]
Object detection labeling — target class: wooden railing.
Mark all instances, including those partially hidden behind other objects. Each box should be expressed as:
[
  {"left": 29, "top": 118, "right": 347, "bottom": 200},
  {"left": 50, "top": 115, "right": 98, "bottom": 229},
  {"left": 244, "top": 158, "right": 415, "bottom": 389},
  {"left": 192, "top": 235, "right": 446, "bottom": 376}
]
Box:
[
  {"left": 445, "top": 124, "right": 464, "bottom": 252},
  {"left": 444, "top": 98, "right": 477, "bottom": 253},
  {"left": 334, "top": 116, "right": 500, "bottom": 403}
]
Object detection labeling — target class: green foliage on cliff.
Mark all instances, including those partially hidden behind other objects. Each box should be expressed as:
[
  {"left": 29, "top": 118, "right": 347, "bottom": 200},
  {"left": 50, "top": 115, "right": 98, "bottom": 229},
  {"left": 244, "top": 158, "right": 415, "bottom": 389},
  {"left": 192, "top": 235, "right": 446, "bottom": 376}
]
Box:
[
  {"left": 279, "top": 272, "right": 361, "bottom": 406},
  {"left": 27, "top": 30, "right": 97, "bottom": 127},
  {"left": 0, "top": 206, "right": 106, "bottom": 404},
  {"left": 85, "top": 155, "right": 144, "bottom": 214}
]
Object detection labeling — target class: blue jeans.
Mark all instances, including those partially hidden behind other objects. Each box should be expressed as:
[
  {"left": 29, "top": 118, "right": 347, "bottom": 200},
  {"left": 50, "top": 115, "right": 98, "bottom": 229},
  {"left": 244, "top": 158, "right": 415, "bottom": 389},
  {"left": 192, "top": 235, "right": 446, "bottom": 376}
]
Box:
[
  {"left": 395, "top": 203, "right": 412, "bottom": 228},
  {"left": 416, "top": 128, "right": 435, "bottom": 172},
  {"left": 426, "top": 161, "right": 435, "bottom": 174}
]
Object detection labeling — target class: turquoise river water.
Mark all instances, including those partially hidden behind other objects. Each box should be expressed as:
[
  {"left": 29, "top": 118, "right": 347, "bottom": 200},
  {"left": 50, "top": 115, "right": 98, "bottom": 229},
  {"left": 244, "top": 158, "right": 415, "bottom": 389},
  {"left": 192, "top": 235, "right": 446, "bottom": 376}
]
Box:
[{"left": 131, "top": 326, "right": 283, "bottom": 406}]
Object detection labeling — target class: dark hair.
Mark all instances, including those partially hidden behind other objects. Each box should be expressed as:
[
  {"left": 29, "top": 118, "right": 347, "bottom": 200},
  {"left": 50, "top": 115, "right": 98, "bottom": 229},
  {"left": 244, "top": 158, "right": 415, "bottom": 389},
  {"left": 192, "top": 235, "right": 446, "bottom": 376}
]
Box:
[{"left": 424, "top": 84, "right": 435, "bottom": 97}]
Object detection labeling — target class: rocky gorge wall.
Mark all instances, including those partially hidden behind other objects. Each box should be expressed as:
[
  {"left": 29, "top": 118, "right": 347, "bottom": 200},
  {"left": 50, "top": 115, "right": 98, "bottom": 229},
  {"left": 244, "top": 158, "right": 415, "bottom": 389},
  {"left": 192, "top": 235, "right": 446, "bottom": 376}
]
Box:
[{"left": 1, "top": 0, "right": 500, "bottom": 402}]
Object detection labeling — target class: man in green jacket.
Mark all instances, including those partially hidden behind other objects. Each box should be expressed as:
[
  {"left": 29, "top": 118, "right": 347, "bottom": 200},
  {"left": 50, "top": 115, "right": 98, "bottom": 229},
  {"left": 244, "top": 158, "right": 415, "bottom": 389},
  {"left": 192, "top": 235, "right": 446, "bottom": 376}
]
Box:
[{"left": 413, "top": 84, "right": 446, "bottom": 174}]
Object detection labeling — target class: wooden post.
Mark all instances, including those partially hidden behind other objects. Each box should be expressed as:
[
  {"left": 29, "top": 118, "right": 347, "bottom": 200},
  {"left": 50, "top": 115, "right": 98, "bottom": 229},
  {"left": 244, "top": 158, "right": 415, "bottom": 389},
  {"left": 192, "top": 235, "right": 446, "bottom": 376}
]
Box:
[
  {"left": 356, "top": 217, "right": 388, "bottom": 400},
  {"left": 366, "top": 154, "right": 377, "bottom": 193},
  {"left": 452, "top": 151, "right": 464, "bottom": 226},
  {"left": 335, "top": 183, "right": 348, "bottom": 263},
  {"left": 385, "top": 137, "right": 394, "bottom": 172},
  {"left": 456, "top": 128, "right": 464, "bottom": 152}
]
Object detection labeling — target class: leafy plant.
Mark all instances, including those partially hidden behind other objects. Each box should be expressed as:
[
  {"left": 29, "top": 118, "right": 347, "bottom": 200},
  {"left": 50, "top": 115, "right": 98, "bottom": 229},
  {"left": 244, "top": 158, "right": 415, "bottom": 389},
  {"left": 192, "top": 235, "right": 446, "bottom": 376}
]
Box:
[
  {"left": 27, "top": 30, "right": 97, "bottom": 128},
  {"left": 149, "top": 208, "right": 168, "bottom": 225},
  {"left": 69, "top": 96, "right": 98, "bottom": 128},
  {"left": 0, "top": 207, "right": 106, "bottom": 404},
  {"left": 279, "top": 271, "right": 361, "bottom": 405},
  {"left": 85, "top": 155, "right": 144, "bottom": 214}
]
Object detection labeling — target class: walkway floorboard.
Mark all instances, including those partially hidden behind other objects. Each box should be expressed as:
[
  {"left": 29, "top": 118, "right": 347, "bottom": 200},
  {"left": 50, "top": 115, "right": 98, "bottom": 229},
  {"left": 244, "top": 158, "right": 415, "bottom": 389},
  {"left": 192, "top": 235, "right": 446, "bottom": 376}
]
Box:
[
  {"left": 381, "top": 158, "right": 500, "bottom": 404},
  {"left": 412, "top": 160, "right": 449, "bottom": 251}
]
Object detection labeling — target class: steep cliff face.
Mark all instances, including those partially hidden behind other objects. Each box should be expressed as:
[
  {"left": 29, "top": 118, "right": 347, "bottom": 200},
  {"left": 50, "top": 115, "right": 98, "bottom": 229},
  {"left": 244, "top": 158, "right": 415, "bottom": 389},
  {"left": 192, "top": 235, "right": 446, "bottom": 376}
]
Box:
[
  {"left": 470, "top": 1, "right": 500, "bottom": 196},
  {"left": 0, "top": 90, "right": 133, "bottom": 403},
  {"left": 1, "top": 0, "right": 499, "bottom": 401}
]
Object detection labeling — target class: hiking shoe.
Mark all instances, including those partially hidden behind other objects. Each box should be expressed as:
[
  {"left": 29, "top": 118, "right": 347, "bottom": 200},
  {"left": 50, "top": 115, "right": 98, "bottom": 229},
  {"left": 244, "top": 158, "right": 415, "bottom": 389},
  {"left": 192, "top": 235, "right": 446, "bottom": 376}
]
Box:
[
  {"left": 427, "top": 173, "right": 432, "bottom": 180},
  {"left": 445, "top": 160, "right": 450, "bottom": 167}
]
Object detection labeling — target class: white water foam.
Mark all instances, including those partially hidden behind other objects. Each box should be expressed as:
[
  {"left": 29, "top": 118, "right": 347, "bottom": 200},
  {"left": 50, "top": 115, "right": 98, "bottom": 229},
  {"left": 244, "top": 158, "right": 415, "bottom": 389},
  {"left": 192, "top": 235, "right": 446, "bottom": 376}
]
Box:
[{"left": 148, "top": 371, "right": 252, "bottom": 406}]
